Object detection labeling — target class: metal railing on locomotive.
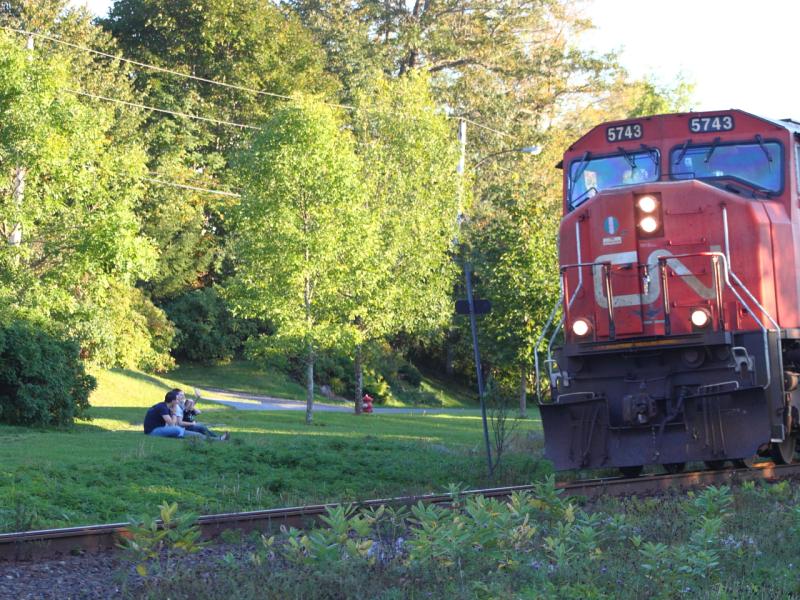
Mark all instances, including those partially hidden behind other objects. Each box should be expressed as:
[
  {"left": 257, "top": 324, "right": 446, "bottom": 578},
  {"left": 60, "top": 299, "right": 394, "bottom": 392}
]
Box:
[{"left": 534, "top": 249, "right": 783, "bottom": 407}]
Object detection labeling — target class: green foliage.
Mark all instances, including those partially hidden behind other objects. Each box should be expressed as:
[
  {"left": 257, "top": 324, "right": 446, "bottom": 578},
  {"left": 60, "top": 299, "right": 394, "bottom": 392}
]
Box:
[
  {"left": 104, "top": 0, "right": 338, "bottom": 296},
  {"left": 0, "top": 18, "right": 168, "bottom": 371},
  {"left": 0, "top": 320, "right": 95, "bottom": 427},
  {"left": 164, "top": 288, "right": 263, "bottom": 363},
  {"left": 226, "top": 94, "right": 376, "bottom": 420},
  {"left": 116, "top": 476, "right": 800, "bottom": 599},
  {"left": 118, "top": 501, "right": 206, "bottom": 578},
  {"left": 351, "top": 71, "right": 461, "bottom": 341}
]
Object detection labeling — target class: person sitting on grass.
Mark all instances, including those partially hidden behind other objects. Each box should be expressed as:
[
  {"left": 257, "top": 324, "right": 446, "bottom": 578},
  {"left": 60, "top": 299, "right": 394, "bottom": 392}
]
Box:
[
  {"left": 170, "top": 388, "right": 229, "bottom": 441},
  {"left": 143, "top": 392, "right": 201, "bottom": 439}
]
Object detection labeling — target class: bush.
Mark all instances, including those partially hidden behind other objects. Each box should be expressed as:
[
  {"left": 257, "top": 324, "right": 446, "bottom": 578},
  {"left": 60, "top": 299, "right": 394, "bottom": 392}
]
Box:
[
  {"left": 397, "top": 363, "right": 422, "bottom": 388},
  {"left": 0, "top": 321, "right": 95, "bottom": 427},
  {"left": 163, "top": 288, "right": 267, "bottom": 363}
]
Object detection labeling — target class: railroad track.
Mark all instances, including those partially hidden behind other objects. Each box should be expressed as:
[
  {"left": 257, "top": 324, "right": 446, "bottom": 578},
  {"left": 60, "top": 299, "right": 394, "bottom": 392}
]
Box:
[{"left": 4, "top": 462, "right": 800, "bottom": 562}]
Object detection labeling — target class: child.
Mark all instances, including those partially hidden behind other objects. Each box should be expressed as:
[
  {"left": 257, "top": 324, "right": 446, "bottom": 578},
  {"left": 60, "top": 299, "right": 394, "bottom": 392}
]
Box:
[{"left": 183, "top": 398, "right": 201, "bottom": 423}]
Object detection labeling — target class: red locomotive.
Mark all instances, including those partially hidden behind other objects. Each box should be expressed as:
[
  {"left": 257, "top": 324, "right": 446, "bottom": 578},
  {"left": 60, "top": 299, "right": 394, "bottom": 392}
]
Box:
[{"left": 537, "top": 109, "right": 800, "bottom": 476}]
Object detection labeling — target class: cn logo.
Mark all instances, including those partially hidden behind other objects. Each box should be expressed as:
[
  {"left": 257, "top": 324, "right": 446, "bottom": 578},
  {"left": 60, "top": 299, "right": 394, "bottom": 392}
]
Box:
[
  {"left": 592, "top": 248, "right": 719, "bottom": 308},
  {"left": 603, "top": 216, "right": 619, "bottom": 235}
]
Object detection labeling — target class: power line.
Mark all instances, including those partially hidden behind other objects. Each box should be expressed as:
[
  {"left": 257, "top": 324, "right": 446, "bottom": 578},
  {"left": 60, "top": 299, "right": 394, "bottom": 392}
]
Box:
[
  {"left": 67, "top": 89, "right": 262, "bottom": 131},
  {"left": 0, "top": 25, "right": 354, "bottom": 111},
  {"left": 458, "top": 117, "right": 511, "bottom": 139},
  {"left": 141, "top": 176, "right": 240, "bottom": 198},
  {"left": 3, "top": 25, "right": 514, "bottom": 139}
]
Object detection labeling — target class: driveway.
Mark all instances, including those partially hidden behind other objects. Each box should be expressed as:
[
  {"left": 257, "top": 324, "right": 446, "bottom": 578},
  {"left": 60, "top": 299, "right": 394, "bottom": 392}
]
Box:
[{"left": 194, "top": 386, "right": 466, "bottom": 415}]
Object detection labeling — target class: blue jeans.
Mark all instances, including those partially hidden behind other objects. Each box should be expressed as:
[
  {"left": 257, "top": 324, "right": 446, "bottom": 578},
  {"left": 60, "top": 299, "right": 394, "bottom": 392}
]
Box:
[
  {"left": 148, "top": 425, "right": 186, "bottom": 438},
  {"left": 148, "top": 426, "right": 205, "bottom": 439},
  {"left": 186, "top": 423, "right": 220, "bottom": 438}
]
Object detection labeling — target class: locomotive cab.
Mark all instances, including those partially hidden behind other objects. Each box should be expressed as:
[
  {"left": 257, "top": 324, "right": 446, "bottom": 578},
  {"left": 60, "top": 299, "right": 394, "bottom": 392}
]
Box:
[{"left": 537, "top": 110, "right": 800, "bottom": 474}]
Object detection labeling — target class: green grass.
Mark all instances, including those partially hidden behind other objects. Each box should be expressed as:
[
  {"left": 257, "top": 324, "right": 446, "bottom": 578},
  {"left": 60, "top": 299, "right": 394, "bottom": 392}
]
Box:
[
  {"left": 165, "top": 360, "right": 330, "bottom": 402},
  {"left": 169, "top": 359, "right": 480, "bottom": 408},
  {"left": 0, "top": 368, "right": 546, "bottom": 533}
]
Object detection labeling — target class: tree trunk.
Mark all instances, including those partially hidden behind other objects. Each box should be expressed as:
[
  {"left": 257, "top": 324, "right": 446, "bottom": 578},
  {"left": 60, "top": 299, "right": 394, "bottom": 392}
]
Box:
[
  {"left": 8, "top": 167, "right": 26, "bottom": 246},
  {"left": 519, "top": 364, "right": 528, "bottom": 418},
  {"left": 354, "top": 344, "right": 363, "bottom": 414},
  {"left": 445, "top": 335, "right": 455, "bottom": 376},
  {"left": 305, "top": 344, "right": 314, "bottom": 425}
]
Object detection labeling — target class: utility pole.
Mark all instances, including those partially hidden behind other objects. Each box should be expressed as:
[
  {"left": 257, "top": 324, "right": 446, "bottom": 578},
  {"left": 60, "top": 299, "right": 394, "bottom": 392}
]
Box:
[
  {"left": 457, "top": 118, "right": 467, "bottom": 214},
  {"left": 456, "top": 118, "right": 494, "bottom": 479},
  {"left": 465, "top": 260, "right": 493, "bottom": 478}
]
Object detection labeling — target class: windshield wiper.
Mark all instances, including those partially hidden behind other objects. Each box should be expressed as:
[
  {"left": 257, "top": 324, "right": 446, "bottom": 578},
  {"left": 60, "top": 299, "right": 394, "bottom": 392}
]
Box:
[
  {"left": 755, "top": 134, "right": 773, "bottom": 164},
  {"left": 617, "top": 146, "right": 636, "bottom": 169},
  {"left": 704, "top": 136, "right": 721, "bottom": 163},
  {"left": 674, "top": 138, "right": 692, "bottom": 165},
  {"left": 572, "top": 151, "right": 591, "bottom": 182},
  {"left": 640, "top": 143, "right": 660, "bottom": 167}
]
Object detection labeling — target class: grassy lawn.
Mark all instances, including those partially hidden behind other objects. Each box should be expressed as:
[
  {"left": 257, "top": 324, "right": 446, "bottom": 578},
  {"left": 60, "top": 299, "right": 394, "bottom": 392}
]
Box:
[
  {"left": 167, "top": 359, "right": 479, "bottom": 408},
  {"left": 0, "top": 368, "right": 546, "bottom": 533},
  {"left": 166, "top": 360, "right": 330, "bottom": 402}
]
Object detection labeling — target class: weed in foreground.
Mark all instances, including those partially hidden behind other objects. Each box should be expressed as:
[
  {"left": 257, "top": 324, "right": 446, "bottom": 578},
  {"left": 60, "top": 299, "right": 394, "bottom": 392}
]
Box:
[{"left": 120, "top": 479, "right": 800, "bottom": 599}]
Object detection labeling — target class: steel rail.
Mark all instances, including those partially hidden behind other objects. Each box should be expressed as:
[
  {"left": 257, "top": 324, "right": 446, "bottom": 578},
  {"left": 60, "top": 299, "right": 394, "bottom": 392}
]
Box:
[{"left": 4, "top": 463, "right": 800, "bottom": 562}]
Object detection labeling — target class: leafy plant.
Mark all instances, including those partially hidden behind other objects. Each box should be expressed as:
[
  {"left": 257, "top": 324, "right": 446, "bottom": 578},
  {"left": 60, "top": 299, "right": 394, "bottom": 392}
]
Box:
[
  {"left": 0, "top": 320, "right": 95, "bottom": 427},
  {"left": 117, "top": 502, "right": 206, "bottom": 578}
]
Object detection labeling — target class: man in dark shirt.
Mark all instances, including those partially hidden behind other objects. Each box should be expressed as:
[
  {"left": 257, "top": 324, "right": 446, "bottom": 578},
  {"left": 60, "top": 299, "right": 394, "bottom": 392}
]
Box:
[{"left": 143, "top": 393, "right": 197, "bottom": 438}]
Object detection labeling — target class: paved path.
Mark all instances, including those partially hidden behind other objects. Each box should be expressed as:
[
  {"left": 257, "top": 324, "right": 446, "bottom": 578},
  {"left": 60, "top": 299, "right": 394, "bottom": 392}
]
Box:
[{"left": 194, "top": 386, "right": 466, "bottom": 415}]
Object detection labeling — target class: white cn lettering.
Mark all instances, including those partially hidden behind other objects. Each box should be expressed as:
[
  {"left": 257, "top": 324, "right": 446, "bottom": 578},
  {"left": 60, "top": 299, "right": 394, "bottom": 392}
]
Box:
[{"left": 592, "top": 248, "right": 718, "bottom": 308}]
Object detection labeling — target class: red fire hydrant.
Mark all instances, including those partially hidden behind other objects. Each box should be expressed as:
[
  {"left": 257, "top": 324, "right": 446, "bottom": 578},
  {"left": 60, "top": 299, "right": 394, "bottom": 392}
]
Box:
[{"left": 362, "top": 393, "right": 374, "bottom": 414}]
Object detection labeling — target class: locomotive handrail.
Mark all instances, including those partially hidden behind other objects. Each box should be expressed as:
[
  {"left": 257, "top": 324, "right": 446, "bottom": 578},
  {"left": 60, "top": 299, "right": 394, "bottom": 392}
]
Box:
[
  {"left": 659, "top": 250, "right": 781, "bottom": 392},
  {"left": 536, "top": 250, "right": 783, "bottom": 404}
]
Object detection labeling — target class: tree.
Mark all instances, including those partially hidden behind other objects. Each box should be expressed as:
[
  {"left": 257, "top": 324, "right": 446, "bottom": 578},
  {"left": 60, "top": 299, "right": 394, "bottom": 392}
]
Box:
[
  {"left": 0, "top": 24, "right": 166, "bottom": 369},
  {"left": 348, "top": 70, "right": 461, "bottom": 411},
  {"left": 104, "top": 0, "right": 339, "bottom": 297},
  {"left": 226, "top": 95, "right": 374, "bottom": 424}
]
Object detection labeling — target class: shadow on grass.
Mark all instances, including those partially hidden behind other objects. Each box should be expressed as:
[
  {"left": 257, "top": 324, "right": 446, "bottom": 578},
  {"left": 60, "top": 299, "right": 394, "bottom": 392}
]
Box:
[{"left": 112, "top": 367, "right": 176, "bottom": 391}]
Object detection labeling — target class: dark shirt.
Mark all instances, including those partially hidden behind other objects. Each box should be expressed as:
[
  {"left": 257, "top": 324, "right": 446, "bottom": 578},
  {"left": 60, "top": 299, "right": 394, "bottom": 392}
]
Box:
[
  {"left": 184, "top": 409, "right": 198, "bottom": 423},
  {"left": 143, "top": 402, "right": 171, "bottom": 434}
]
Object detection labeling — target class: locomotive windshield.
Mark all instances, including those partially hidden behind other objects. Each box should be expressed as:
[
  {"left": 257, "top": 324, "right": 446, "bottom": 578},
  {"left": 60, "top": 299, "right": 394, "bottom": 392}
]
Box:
[
  {"left": 670, "top": 140, "right": 783, "bottom": 196},
  {"left": 568, "top": 150, "right": 659, "bottom": 209}
]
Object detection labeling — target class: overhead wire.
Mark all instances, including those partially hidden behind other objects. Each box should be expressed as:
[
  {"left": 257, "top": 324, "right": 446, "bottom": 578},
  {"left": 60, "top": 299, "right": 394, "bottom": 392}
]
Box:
[
  {"left": 140, "top": 176, "right": 240, "bottom": 198},
  {"left": 3, "top": 24, "right": 514, "bottom": 139},
  {"left": 2, "top": 24, "right": 515, "bottom": 198},
  {"left": 458, "top": 117, "right": 511, "bottom": 139},
  {"left": 0, "top": 25, "right": 354, "bottom": 111},
  {"left": 67, "top": 89, "right": 261, "bottom": 130}
]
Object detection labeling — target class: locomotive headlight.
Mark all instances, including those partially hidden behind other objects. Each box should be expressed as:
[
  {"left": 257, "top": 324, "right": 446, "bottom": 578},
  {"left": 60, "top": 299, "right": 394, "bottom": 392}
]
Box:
[
  {"left": 572, "top": 318, "right": 591, "bottom": 337},
  {"left": 691, "top": 308, "right": 711, "bottom": 328},
  {"left": 639, "top": 216, "right": 659, "bottom": 233},
  {"left": 637, "top": 195, "right": 658, "bottom": 213}
]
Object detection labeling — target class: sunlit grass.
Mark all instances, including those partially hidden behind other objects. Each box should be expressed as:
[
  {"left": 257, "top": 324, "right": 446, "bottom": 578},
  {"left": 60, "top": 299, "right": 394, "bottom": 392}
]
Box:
[{"left": 0, "top": 367, "right": 547, "bottom": 532}]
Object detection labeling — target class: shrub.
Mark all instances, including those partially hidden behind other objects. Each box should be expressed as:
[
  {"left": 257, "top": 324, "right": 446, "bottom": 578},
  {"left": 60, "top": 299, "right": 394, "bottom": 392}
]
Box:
[
  {"left": 397, "top": 363, "right": 422, "bottom": 388},
  {"left": 163, "top": 288, "right": 266, "bottom": 362},
  {"left": 0, "top": 321, "right": 95, "bottom": 427}
]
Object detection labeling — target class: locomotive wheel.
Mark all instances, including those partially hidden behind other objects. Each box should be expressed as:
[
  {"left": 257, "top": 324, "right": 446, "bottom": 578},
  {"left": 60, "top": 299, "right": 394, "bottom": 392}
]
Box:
[
  {"left": 663, "top": 462, "right": 685, "bottom": 474},
  {"left": 619, "top": 465, "right": 643, "bottom": 478},
  {"left": 770, "top": 434, "right": 798, "bottom": 465},
  {"left": 704, "top": 460, "right": 726, "bottom": 470}
]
